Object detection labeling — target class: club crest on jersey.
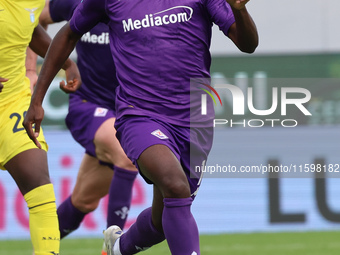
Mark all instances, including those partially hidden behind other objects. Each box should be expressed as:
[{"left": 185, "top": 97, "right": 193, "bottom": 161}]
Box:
[
  {"left": 24, "top": 8, "right": 38, "bottom": 23},
  {"left": 151, "top": 129, "right": 168, "bottom": 139},
  {"left": 94, "top": 107, "right": 108, "bottom": 117}
]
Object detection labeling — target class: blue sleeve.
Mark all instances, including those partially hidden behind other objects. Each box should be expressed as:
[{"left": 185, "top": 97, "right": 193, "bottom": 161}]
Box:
[
  {"left": 205, "top": 0, "right": 235, "bottom": 36},
  {"left": 49, "top": 0, "right": 80, "bottom": 22},
  {"left": 69, "top": 0, "right": 108, "bottom": 35}
]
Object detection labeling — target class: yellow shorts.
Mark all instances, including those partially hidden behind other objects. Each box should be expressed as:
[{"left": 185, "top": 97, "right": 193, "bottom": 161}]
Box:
[{"left": 0, "top": 90, "right": 48, "bottom": 170}]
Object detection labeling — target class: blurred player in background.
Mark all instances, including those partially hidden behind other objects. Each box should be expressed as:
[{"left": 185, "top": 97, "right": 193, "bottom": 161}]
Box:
[
  {"left": 0, "top": 0, "right": 80, "bottom": 254},
  {"left": 26, "top": 0, "right": 138, "bottom": 254},
  {"left": 23, "top": 0, "right": 258, "bottom": 254}
]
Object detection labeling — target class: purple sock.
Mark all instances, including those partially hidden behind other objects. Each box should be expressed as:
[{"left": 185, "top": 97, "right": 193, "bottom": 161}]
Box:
[
  {"left": 163, "top": 197, "right": 200, "bottom": 255},
  {"left": 57, "top": 196, "right": 86, "bottom": 238},
  {"left": 107, "top": 166, "right": 137, "bottom": 229},
  {"left": 120, "top": 207, "right": 165, "bottom": 254}
]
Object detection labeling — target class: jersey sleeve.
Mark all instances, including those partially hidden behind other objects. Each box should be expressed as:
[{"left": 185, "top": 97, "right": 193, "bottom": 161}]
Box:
[
  {"left": 69, "top": 0, "right": 108, "bottom": 35},
  {"left": 49, "top": 0, "right": 80, "bottom": 22},
  {"left": 204, "top": 0, "right": 235, "bottom": 36}
]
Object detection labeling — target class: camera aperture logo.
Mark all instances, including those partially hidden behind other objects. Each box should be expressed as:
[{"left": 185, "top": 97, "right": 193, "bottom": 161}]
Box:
[{"left": 199, "top": 83, "right": 312, "bottom": 128}]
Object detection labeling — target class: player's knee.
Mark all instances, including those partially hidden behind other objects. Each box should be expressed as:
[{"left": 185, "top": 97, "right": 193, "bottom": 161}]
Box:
[
  {"left": 114, "top": 158, "right": 137, "bottom": 171},
  {"left": 162, "top": 179, "right": 191, "bottom": 198},
  {"left": 96, "top": 145, "right": 137, "bottom": 171},
  {"left": 95, "top": 146, "right": 112, "bottom": 164},
  {"left": 72, "top": 197, "right": 100, "bottom": 213}
]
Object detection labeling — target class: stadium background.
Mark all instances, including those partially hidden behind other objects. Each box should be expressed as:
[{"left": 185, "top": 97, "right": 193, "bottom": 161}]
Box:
[{"left": 1, "top": 0, "right": 340, "bottom": 241}]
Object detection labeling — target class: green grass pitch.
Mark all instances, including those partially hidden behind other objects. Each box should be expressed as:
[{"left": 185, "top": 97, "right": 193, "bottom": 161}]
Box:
[{"left": 1, "top": 231, "right": 340, "bottom": 255}]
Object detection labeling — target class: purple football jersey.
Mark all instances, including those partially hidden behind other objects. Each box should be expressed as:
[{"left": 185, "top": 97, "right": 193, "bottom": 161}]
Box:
[
  {"left": 69, "top": 0, "right": 235, "bottom": 126},
  {"left": 49, "top": 0, "right": 117, "bottom": 110}
]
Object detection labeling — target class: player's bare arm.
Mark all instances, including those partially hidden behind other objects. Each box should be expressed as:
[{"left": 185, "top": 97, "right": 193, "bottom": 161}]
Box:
[
  {"left": 26, "top": 1, "right": 80, "bottom": 94},
  {"left": 29, "top": 24, "right": 81, "bottom": 91},
  {"left": 39, "top": 0, "right": 54, "bottom": 29},
  {"left": 26, "top": 47, "right": 38, "bottom": 93},
  {"left": 26, "top": 0, "right": 57, "bottom": 93},
  {"left": 0, "top": 77, "right": 8, "bottom": 93},
  {"left": 226, "top": 0, "right": 258, "bottom": 53},
  {"left": 227, "top": 0, "right": 250, "bottom": 10},
  {"left": 23, "top": 23, "right": 81, "bottom": 148}
]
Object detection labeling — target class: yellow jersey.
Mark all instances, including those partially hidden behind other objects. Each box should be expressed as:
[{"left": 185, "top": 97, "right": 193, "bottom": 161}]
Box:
[{"left": 0, "top": 0, "right": 45, "bottom": 104}]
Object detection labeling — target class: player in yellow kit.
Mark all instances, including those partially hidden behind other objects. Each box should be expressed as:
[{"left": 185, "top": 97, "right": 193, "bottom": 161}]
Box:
[{"left": 0, "top": 0, "right": 80, "bottom": 254}]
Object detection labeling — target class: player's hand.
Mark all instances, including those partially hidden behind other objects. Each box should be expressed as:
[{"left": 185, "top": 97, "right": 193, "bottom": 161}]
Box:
[
  {"left": 0, "top": 77, "right": 8, "bottom": 93},
  {"left": 22, "top": 103, "right": 44, "bottom": 149},
  {"left": 59, "top": 78, "right": 81, "bottom": 93},
  {"left": 26, "top": 70, "right": 38, "bottom": 94},
  {"left": 60, "top": 60, "right": 81, "bottom": 93},
  {"left": 226, "top": 0, "right": 250, "bottom": 10}
]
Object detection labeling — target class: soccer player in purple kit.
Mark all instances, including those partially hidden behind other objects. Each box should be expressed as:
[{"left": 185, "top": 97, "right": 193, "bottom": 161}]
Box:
[
  {"left": 25, "top": 0, "right": 138, "bottom": 252},
  {"left": 24, "top": 0, "right": 258, "bottom": 254}
]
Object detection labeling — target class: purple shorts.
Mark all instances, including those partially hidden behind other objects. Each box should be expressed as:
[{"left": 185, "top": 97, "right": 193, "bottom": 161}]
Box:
[
  {"left": 115, "top": 116, "right": 213, "bottom": 197},
  {"left": 65, "top": 95, "right": 115, "bottom": 157}
]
